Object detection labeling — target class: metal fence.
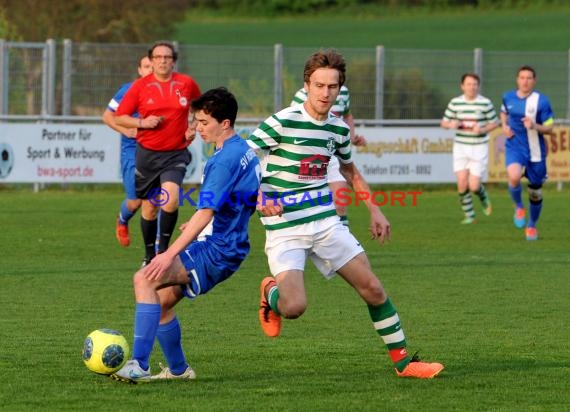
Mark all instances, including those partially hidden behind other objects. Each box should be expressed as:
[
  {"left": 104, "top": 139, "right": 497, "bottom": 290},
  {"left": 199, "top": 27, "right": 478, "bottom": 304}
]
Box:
[{"left": 1, "top": 39, "right": 569, "bottom": 122}]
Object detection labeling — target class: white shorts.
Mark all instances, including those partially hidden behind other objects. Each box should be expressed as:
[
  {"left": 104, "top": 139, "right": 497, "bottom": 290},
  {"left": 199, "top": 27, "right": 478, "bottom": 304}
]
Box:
[
  {"left": 453, "top": 142, "right": 489, "bottom": 178},
  {"left": 265, "top": 216, "right": 364, "bottom": 279},
  {"left": 327, "top": 156, "right": 346, "bottom": 183}
]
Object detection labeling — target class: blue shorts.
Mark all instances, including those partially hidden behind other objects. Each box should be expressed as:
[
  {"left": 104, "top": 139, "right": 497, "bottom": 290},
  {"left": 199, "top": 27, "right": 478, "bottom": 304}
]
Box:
[
  {"left": 121, "top": 156, "right": 137, "bottom": 200},
  {"left": 178, "top": 241, "right": 240, "bottom": 299},
  {"left": 505, "top": 148, "right": 547, "bottom": 187}
]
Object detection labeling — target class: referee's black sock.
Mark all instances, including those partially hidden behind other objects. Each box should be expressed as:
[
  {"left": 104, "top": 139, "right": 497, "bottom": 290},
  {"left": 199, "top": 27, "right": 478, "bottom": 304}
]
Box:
[
  {"left": 141, "top": 217, "right": 158, "bottom": 260},
  {"left": 158, "top": 209, "right": 178, "bottom": 253}
]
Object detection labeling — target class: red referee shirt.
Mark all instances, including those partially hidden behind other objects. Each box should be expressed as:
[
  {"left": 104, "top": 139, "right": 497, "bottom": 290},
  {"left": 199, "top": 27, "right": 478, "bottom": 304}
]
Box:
[{"left": 117, "top": 72, "right": 201, "bottom": 151}]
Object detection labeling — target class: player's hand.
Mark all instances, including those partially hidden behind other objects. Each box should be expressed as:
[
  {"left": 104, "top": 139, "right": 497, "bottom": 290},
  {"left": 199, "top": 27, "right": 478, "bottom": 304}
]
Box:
[
  {"left": 351, "top": 134, "right": 367, "bottom": 146},
  {"left": 472, "top": 123, "right": 482, "bottom": 134},
  {"left": 502, "top": 124, "right": 514, "bottom": 138},
  {"left": 142, "top": 115, "right": 163, "bottom": 129},
  {"left": 449, "top": 120, "right": 461, "bottom": 129},
  {"left": 185, "top": 125, "right": 196, "bottom": 142},
  {"left": 125, "top": 128, "right": 137, "bottom": 138},
  {"left": 522, "top": 117, "right": 534, "bottom": 130},
  {"left": 369, "top": 210, "right": 391, "bottom": 245},
  {"left": 256, "top": 192, "right": 283, "bottom": 217},
  {"left": 143, "top": 253, "right": 173, "bottom": 281}
]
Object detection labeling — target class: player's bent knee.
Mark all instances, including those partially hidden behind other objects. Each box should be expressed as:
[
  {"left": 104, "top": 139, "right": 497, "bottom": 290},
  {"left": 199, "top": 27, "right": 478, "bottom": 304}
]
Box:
[
  {"left": 127, "top": 199, "right": 142, "bottom": 211},
  {"left": 133, "top": 269, "right": 154, "bottom": 291},
  {"left": 528, "top": 185, "right": 543, "bottom": 202},
  {"left": 280, "top": 302, "right": 307, "bottom": 319}
]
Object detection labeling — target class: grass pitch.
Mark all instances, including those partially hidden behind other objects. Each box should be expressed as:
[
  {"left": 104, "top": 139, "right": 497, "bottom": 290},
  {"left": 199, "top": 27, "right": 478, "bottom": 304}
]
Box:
[
  {"left": 0, "top": 185, "right": 569, "bottom": 411},
  {"left": 176, "top": 7, "right": 570, "bottom": 51}
]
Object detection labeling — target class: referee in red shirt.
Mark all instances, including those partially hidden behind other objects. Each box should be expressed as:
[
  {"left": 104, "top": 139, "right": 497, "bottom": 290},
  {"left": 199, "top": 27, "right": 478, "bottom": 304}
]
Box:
[{"left": 116, "top": 41, "right": 202, "bottom": 266}]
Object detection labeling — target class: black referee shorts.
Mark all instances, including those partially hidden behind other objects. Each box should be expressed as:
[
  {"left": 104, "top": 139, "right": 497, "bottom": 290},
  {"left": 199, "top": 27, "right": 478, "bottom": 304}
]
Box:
[{"left": 135, "top": 143, "right": 190, "bottom": 199}]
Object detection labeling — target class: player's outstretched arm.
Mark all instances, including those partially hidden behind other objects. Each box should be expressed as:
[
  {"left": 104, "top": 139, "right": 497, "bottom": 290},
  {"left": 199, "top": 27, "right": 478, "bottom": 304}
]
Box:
[
  {"left": 102, "top": 109, "right": 136, "bottom": 137},
  {"left": 144, "top": 208, "right": 214, "bottom": 281},
  {"left": 340, "top": 162, "right": 391, "bottom": 244}
]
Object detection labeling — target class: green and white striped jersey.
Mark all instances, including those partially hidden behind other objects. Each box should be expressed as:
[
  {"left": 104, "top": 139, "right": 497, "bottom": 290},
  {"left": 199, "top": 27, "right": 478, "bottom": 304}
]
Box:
[
  {"left": 247, "top": 104, "right": 351, "bottom": 230},
  {"left": 443, "top": 94, "right": 498, "bottom": 144},
  {"left": 291, "top": 85, "right": 351, "bottom": 117}
]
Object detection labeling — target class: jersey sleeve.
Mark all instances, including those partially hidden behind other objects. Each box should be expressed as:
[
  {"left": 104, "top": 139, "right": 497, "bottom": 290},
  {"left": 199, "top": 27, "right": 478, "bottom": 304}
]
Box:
[
  {"left": 341, "top": 88, "right": 351, "bottom": 116},
  {"left": 290, "top": 88, "right": 307, "bottom": 107},
  {"left": 247, "top": 115, "right": 282, "bottom": 151},
  {"left": 500, "top": 92, "right": 510, "bottom": 114},
  {"left": 116, "top": 80, "right": 141, "bottom": 116},
  {"left": 484, "top": 99, "right": 498, "bottom": 123},
  {"left": 538, "top": 95, "right": 554, "bottom": 125},
  {"left": 188, "top": 78, "right": 202, "bottom": 105},
  {"left": 107, "top": 83, "right": 130, "bottom": 112},
  {"left": 442, "top": 100, "right": 456, "bottom": 120}
]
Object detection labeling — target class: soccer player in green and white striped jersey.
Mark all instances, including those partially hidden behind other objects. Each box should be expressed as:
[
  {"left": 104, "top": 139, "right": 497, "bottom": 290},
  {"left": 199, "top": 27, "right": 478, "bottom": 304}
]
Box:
[
  {"left": 248, "top": 49, "right": 443, "bottom": 379},
  {"left": 441, "top": 73, "right": 499, "bottom": 224},
  {"left": 290, "top": 85, "right": 366, "bottom": 226}
]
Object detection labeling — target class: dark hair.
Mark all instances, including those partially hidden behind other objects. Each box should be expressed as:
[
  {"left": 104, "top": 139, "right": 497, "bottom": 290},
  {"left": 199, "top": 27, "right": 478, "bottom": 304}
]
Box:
[
  {"left": 518, "top": 65, "right": 536, "bottom": 78},
  {"left": 461, "top": 73, "right": 480, "bottom": 84},
  {"left": 137, "top": 54, "right": 149, "bottom": 67},
  {"left": 191, "top": 87, "right": 238, "bottom": 127},
  {"left": 148, "top": 41, "right": 178, "bottom": 61},
  {"left": 303, "top": 49, "right": 346, "bottom": 86}
]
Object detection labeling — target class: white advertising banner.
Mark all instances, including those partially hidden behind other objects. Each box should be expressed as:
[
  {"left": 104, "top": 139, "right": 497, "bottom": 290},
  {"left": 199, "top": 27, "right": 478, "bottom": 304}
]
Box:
[
  {"left": 0, "top": 123, "right": 204, "bottom": 183},
  {"left": 232, "top": 125, "right": 457, "bottom": 184},
  {"left": 0, "top": 123, "right": 455, "bottom": 184},
  {"left": 355, "top": 127, "right": 456, "bottom": 184},
  {"left": 0, "top": 124, "right": 120, "bottom": 182}
]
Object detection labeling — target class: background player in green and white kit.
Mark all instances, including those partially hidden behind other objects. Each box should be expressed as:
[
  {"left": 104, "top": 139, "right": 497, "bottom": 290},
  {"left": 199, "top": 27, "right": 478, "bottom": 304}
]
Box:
[
  {"left": 291, "top": 85, "right": 366, "bottom": 226},
  {"left": 249, "top": 49, "right": 443, "bottom": 379},
  {"left": 441, "top": 73, "right": 499, "bottom": 224}
]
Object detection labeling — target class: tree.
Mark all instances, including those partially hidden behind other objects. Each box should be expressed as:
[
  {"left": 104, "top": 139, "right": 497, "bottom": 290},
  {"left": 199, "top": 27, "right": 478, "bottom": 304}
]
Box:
[{"left": 0, "top": 0, "right": 190, "bottom": 42}]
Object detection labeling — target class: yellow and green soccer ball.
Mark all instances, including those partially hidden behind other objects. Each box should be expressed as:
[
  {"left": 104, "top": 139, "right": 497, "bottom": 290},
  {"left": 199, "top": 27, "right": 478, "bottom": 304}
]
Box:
[{"left": 82, "top": 329, "right": 129, "bottom": 375}]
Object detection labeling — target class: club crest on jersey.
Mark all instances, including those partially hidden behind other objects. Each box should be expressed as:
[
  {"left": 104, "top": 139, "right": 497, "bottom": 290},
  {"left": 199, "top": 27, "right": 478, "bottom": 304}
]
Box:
[
  {"left": 326, "top": 137, "right": 336, "bottom": 154},
  {"left": 176, "top": 90, "right": 188, "bottom": 107},
  {"left": 298, "top": 154, "right": 328, "bottom": 180}
]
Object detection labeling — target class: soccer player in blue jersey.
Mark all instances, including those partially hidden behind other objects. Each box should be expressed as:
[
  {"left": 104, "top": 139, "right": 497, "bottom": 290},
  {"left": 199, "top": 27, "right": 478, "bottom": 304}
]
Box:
[
  {"left": 102, "top": 55, "right": 153, "bottom": 247},
  {"left": 500, "top": 66, "right": 554, "bottom": 240},
  {"left": 112, "top": 87, "right": 261, "bottom": 383}
]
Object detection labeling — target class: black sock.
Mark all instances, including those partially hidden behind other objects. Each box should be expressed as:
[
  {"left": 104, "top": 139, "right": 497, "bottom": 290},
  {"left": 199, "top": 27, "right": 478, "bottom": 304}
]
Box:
[
  {"left": 141, "top": 217, "right": 158, "bottom": 260},
  {"left": 158, "top": 209, "right": 178, "bottom": 253}
]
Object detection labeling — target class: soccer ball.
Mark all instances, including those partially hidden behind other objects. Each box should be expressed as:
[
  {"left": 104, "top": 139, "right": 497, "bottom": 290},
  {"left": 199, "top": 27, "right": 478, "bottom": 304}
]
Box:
[
  {"left": 82, "top": 329, "right": 129, "bottom": 375},
  {"left": 0, "top": 142, "right": 15, "bottom": 179}
]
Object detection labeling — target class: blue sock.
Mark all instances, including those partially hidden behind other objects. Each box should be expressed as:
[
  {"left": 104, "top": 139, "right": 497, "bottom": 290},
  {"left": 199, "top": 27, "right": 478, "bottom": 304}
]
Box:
[
  {"left": 157, "top": 317, "right": 188, "bottom": 375},
  {"left": 508, "top": 184, "right": 524, "bottom": 209},
  {"left": 119, "top": 200, "right": 136, "bottom": 225},
  {"left": 132, "top": 303, "right": 161, "bottom": 370},
  {"left": 528, "top": 199, "right": 542, "bottom": 228}
]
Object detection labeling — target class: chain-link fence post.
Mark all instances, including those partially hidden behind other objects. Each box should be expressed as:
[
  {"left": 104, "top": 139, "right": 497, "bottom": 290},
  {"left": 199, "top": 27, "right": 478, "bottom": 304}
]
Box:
[
  {"left": 375, "top": 45, "right": 384, "bottom": 120},
  {"left": 62, "top": 39, "right": 72, "bottom": 116},
  {"left": 274, "top": 43, "right": 283, "bottom": 113}
]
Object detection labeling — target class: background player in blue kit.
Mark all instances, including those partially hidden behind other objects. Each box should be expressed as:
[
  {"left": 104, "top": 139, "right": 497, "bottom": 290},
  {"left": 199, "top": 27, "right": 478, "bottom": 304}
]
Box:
[
  {"left": 102, "top": 55, "right": 153, "bottom": 247},
  {"left": 111, "top": 87, "right": 261, "bottom": 383},
  {"left": 500, "top": 66, "right": 554, "bottom": 241}
]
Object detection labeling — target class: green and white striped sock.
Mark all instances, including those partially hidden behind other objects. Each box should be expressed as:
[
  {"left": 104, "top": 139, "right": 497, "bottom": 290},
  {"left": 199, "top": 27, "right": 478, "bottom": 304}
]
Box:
[
  {"left": 459, "top": 190, "right": 475, "bottom": 219},
  {"left": 368, "top": 298, "right": 410, "bottom": 371}
]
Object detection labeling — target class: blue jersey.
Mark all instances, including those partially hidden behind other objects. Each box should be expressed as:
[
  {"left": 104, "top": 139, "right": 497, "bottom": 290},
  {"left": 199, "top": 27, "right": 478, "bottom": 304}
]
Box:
[
  {"left": 196, "top": 135, "right": 261, "bottom": 273},
  {"left": 107, "top": 81, "right": 139, "bottom": 159},
  {"left": 501, "top": 89, "right": 554, "bottom": 162}
]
